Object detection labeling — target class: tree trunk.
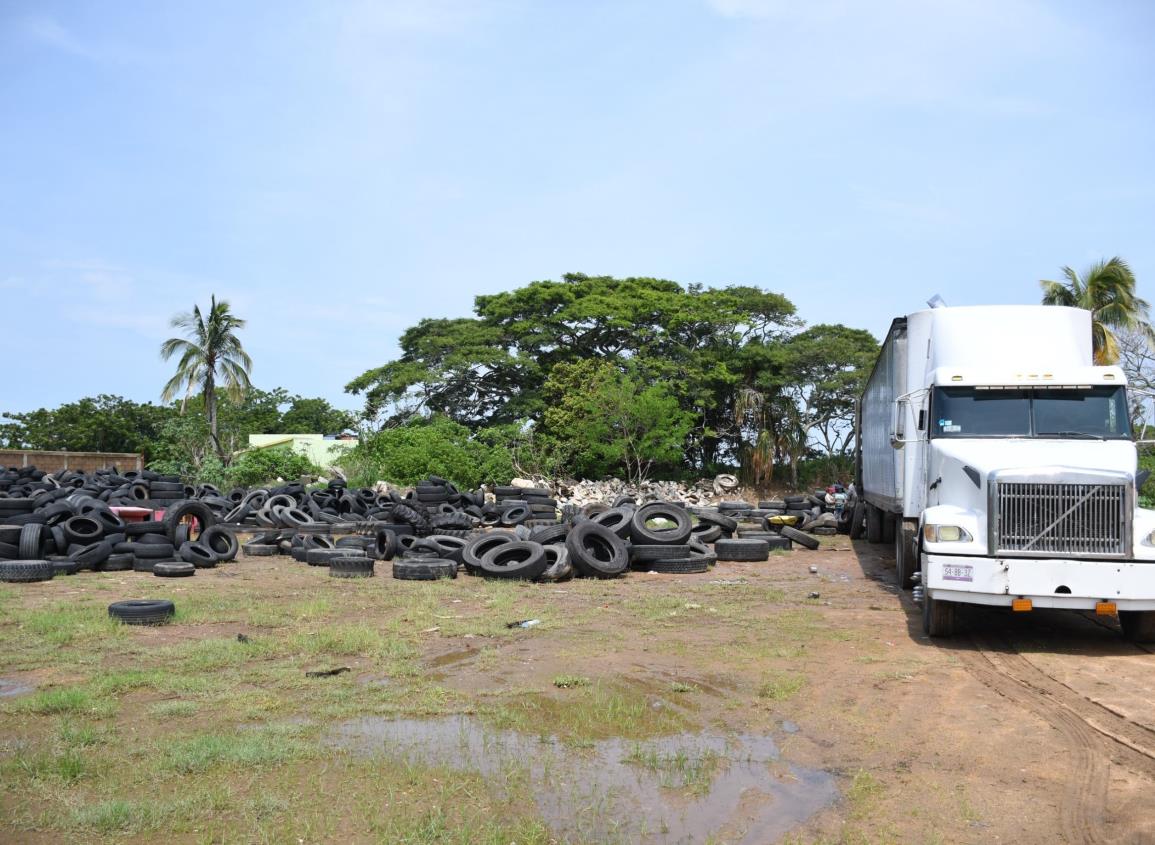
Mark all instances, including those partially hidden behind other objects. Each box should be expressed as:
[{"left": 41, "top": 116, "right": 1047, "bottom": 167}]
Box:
[{"left": 205, "top": 370, "right": 222, "bottom": 459}]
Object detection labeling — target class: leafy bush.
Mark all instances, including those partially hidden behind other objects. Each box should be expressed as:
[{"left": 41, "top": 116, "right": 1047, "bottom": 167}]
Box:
[
  {"left": 226, "top": 445, "right": 321, "bottom": 488},
  {"left": 342, "top": 416, "right": 514, "bottom": 489}
]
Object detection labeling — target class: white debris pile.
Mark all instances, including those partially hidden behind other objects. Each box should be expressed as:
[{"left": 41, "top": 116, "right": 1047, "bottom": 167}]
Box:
[{"left": 530, "top": 476, "right": 732, "bottom": 507}]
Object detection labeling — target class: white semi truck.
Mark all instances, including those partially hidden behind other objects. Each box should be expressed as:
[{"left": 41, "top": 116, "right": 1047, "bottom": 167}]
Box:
[{"left": 855, "top": 304, "right": 1155, "bottom": 639}]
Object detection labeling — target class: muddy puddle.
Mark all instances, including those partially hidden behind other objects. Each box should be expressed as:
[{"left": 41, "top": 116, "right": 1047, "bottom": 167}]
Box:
[
  {"left": 0, "top": 678, "right": 33, "bottom": 698},
  {"left": 326, "top": 715, "right": 837, "bottom": 843}
]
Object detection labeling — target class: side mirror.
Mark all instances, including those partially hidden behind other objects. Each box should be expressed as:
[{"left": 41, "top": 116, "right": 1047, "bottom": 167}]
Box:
[
  {"left": 1138, "top": 469, "right": 1151, "bottom": 490},
  {"left": 889, "top": 432, "right": 904, "bottom": 450}
]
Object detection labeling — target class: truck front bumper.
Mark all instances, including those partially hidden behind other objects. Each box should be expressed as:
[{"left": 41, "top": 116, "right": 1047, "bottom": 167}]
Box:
[{"left": 923, "top": 553, "right": 1155, "bottom": 610}]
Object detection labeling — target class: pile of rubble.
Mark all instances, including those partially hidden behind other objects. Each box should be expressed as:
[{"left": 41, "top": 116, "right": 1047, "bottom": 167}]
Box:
[{"left": 510, "top": 475, "right": 738, "bottom": 508}]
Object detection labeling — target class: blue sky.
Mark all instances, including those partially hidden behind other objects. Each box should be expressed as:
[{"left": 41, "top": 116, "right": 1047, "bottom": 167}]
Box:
[{"left": 2, "top": 0, "right": 1153, "bottom": 415}]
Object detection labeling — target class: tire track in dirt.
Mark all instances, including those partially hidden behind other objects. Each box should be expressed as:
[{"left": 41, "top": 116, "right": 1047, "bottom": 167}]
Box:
[{"left": 956, "top": 637, "right": 1111, "bottom": 845}]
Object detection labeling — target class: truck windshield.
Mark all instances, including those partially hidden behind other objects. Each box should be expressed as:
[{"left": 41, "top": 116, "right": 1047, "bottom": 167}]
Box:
[{"left": 931, "top": 386, "right": 1130, "bottom": 439}]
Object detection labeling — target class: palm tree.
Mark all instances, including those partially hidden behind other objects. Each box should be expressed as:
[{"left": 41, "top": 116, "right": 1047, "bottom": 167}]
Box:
[
  {"left": 160, "top": 296, "right": 253, "bottom": 456},
  {"left": 1040, "top": 257, "right": 1153, "bottom": 364}
]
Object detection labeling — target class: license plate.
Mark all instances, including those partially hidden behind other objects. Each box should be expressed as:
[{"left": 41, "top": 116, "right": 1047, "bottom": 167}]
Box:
[{"left": 942, "top": 564, "right": 974, "bottom": 582}]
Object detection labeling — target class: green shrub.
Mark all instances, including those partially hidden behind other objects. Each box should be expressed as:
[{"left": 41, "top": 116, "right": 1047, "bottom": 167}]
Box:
[
  {"left": 342, "top": 416, "right": 514, "bottom": 489},
  {"left": 225, "top": 445, "right": 320, "bottom": 487}
]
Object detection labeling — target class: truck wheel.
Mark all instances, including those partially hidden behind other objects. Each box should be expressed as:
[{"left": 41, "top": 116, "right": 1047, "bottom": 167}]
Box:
[
  {"left": 849, "top": 499, "right": 865, "bottom": 540},
  {"left": 881, "top": 512, "right": 896, "bottom": 544},
  {"left": 1119, "top": 611, "right": 1155, "bottom": 643},
  {"left": 922, "top": 583, "right": 956, "bottom": 638},
  {"left": 894, "top": 521, "right": 917, "bottom": 590},
  {"left": 865, "top": 503, "right": 883, "bottom": 543}
]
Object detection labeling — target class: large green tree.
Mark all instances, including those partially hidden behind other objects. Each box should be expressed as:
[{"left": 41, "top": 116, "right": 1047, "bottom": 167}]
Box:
[
  {"left": 346, "top": 273, "right": 797, "bottom": 467},
  {"left": 1040, "top": 257, "right": 1153, "bottom": 365},
  {"left": 0, "top": 395, "right": 174, "bottom": 459},
  {"left": 161, "top": 295, "right": 253, "bottom": 457}
]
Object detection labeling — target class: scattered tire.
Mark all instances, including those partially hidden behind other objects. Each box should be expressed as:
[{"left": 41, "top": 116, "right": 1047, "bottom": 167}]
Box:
[
  {"left": 199, "top": 526, "right": 239, "bottom": 562},
  {"left": 696, "top": 511, "right": 738, "bottom": 534},
  {"left": 108, "top": 599, "right": 175, "bottom": 626},
  {"left": 629, "top": 503, "right": 692, "bottom": 545},
  {"left": 631, "top": 544, "right": 690, "bottom": 563},
  {"left": 462, "top": 531, "right": 517, "bottom": 575},
  {"left": 132, "top": 542, "right": 176, "bottom": 559},
  {"left": 565, "top": 521, "right": 629, "bottom": 578},
  {"left": 242, "top": 543, "right": 278, "bottom": 557},
  {"left": 538, "top": 545, "right": 574, "bottom": 582},
  {"left": 392, "top": 558, "right": 457, "bottom": 580},
  {"left": 329, "top": 556, "right": 375, "bottom": 578},
  {"left": 714, "top": 538, "right": 770, "bottom": 562},
  {"left": 163, "top": 500, "right": 216, "bottom": 544},
  {"left": 153, "top": 561, "right": 196, "bottom": 578},
  {"left": 0, "top": 559, "right": 54, "bottom": 582},
  {"left": 179, "top": 541, "right": 219, "bottom": 568},
  {"left": 779, "top": 526, "right": 819, "bottom": 550},
  {"left": 98, "top": 552, "right": 134, "bottom": 572},
  {"left": 479, "top": 540, "right": 549, "bottom": 580},
  {"left": 18, "top": 523, "right": 43, "bottom": 559},
  {"left": 644, "top": 555, "right": 711, "bottom": 574},
  {"left": 306, "top": 547, "right": 366, "bottom": 567}
]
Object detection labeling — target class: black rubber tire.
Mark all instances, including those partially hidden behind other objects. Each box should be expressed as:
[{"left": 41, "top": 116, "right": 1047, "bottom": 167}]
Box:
[
  {"left": 922, "top": 588, "right": 956, "bottom": 637},
  {"left": 529, "top": 523, "right": 569, "bottom": 546},
  {"left": 18, "top": 523, "right": 43, "bottom": 559},
  {"left": 765, "top": 535, "right": 792, "bottom": 551},
  {"left": 691, "top": 523, "right": 723, "bottom": 544},
  {"left": 199, "top": 526, "right": 239, "bottom": 562},
  {"left": 329, "top": 557, "right": 376, "bottom": 578},
  {"left": 630, "top": 544, "right": 691, "bottom": 563},
  {"left": 153, "top": 561, "right": 196, "bottom": 578},
  {"left": 848, "top": 498, "right": 865, "bottom": 540},
  {"left": 629, "top": 503, "right": 693, "bottom": 545},
  {"left": 697, "top": 511, "right": 738, "bottom": 533},
  {"left": 714, "top": 538, "right": 770, "bottom": 561},
  {"left": 375, "top": 528, "right": 399, "bottom": 561},
  {"left": 132, "top": 532, "right": 172, "bottom": 545},
  {"left": 894, "top": 521, "right": 916, "bottom": 590},
  {"left": 179, "top": 541, "right": 218, "bottom": 568},
  {"left": 242, "top": 543, "right": 278, "bottom": 557},
  {"left": 163, "top": 500, "right": 216, "bottom": 544},
  {"left": 98, "top": 552, "right": 134, "bottom": 572},
  {"left": 52, "top": 559, "right": 83, "bottom": 576},
  {"left": 565, "top": 521, "right": 630, "bottom": 578},
  {"left": 0, "top": 560, "right": 54, "bottom": 582},
  {"left": 62, "top": 515, "right": 103, "bottom": 546},
  {"left": 538, "top": 545, "right": 574, "bottom": 582},
  {"left": 499, "top": 504, "right": 530, "bottom": 526},
  {"left": 132, "top": 542, "right": 176, "bottom": 559},
  {"left": 306, "top": 547, "right": 366, "bottom": 566},
  {"left": 644, "top": 555, "right": 711, "bottom": 574},
  {"left": 124, "top": 521, "right": 165, "bottom": 537},
  {"left": 479, "top": 540, "right": 549, "bottom": 580},
  {"left": 462, "top": 531, "right": 517, "bottom": 575},
  {"left": 392, "top": 558, "right": 457, "bottom": 580},
  {"left": 865, "top": 503, "right": 883, "bottom": 544},
  {"left": 1119, "top": 611, "right": 1155, "bottom": 643},
  {"left": 69, "top": 540, "right": 113, "bottom": 568},
  {"left": 108, "top": 599, "right": 175, "bottom": 626},
  {"left": 589, "top": 507, "right": 634, "bottom": 539},
  {"left": 780, "top": 526, "right": 819, "bottom": 550},
  {"left": 881, "top": 511, "right": 896, "bottom": 544}
]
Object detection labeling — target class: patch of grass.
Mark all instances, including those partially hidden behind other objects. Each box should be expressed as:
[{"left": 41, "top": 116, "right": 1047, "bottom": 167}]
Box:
[
  {"left": 57, "top": 719, "right": 108, "bottom": 747},
  {"left": 553, "top": 675, "right": 591, "bottom": 689},
  {"left": 847, "top": 768, "right": 884, "bottom": 817},
  {"left": 757, "top": 672, "right": 805, "bottom": 702},
  {"left": 670, "top": 681, "right": 696, "bottom": 693},
  {"left": 293, "top": 624, "right": 389, "bottom": 658},
  {"left": 5, "top": 747, "right": 89, "bottom": 783},
  {"left": 488, "top": 681, "right": 686, "bottom": 743},
  {"left": 19, "top": 687, "right": 95, "bottom": 716},
  {"left": 624, "top": 742, "right": 721, "bottom": 794},
  {"left": 158, "top": 724, "right": 314, "bottom": 774},
  {"left": 18, "top": 602, "right": 124, "bottom": 647}
]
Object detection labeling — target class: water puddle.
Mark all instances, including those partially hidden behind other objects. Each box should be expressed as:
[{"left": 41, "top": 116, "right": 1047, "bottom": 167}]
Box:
[
  {"left": 326, "top": 715, "right": 837, "bottom": 843},
  {"left": 0, "top": 678, "right": 34, "bottom": 698}
]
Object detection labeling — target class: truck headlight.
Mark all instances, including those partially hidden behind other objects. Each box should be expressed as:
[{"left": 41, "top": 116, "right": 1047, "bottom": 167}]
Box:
[{"left": 923, "top": 524, "right": 973, "bottom": 543}]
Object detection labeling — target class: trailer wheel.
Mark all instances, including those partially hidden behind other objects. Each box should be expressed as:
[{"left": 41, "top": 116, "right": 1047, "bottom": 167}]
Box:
[
  {"left": 865, "top": 503, "right": 883, "bottom": 543},
  {"left": 881, "top": 511, "right": 896, "bottom": 544},
  {"left": 849, "top": 498, "right": 865, "bottom": 540},
  {"left": 1119, "top": 611, "right": 1155, "bottom": 643},
  {"left": 922, "top": 580, "right": 956, "bottom": 638},
  {"left": 894, "top": 521, "right": 917, "bottom": 590}
]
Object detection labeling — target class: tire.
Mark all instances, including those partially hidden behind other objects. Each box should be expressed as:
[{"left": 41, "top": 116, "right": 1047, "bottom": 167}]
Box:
[
  {"left": 849, "top": 498, "right": 865, "bottom": 540},
  {"left": 538, "top": 546, "right": 574, "bottom": 582},
  {"left": 18, "top": 523, "right": 43, "bottom": 559},
  {"left": 108, "top": 599, "right": 175, "bottom": 626},
  {"left": 714, "top": 538, "right": 770, "bottom": 561},
  {"left": 881, "top": 512, "right": 896, "bottom": 544},
  {"left": 179, "top": 541, "right": 218, "bottom": 568},
  {"left": 697, "top": 511, "right": 738, "bottom": 534},
  {"left": 125, "top": 521, "right": 164, "bottom": 537},
  {"left": 153, "top": 561, "right": 196, "bottom": 578},
  {"left": 691, "top": 523, "right": 723, "bottom": 544},
  {"left": 894, "top": 520, "right": 917, "bottom": 590},
  {"left": 0, "top": 560, "right": 54, "bottom": 582},
  {"left": 865, "top": 503, "right": 883, "bottom": 544},
  {"left": 329, "top": 557, "right": 376, "bottom": 578},
  {"left": 242, "top": 543, "right": 278, "bottom": 557},
  {"left": 62, "top": 515, "right": 103, "bottom": 546},
  {"left": 589, "top": 507, "right": 634, "bottom": 539},
  {"left": 630, "top": 544, "right": 691, "bottom": 563},
  {"left": 51, "top": 558, "right": 82, "bottom": 576},
  {"left": 199, "top": 526, "right": 239, "bottom": 562},
  {"left": 565, "top": 521, "right": 630, "bottom": 578},
  {"left": 1120, "top": 611, "right": 1155, "bottom": 643},
  {"left": 644, "top": 555, "right": 710, "bottom": 574},
  {"left": 922, "top": 589, "right": 956, "bottom": 637},
  {"left": 305, "top": 547, "right": 366, "bottom": 566},
  {"left": 529, "top": 523, "right": 569, "bottom": 546},
  {"left": 132, "top": 542, "right": 176, "bottom": 559},
  {"left": 629, "top": 503, "right": 692, "bottom": 545},
  {"left": 462, "top": 531, "right": 517, "bottom": 575},
  {"left": 375, "top": 528, "right": 399, "bottom": 561},
  {"left": 478, "top": 541, "right": 549, "bottom": 580},
  {"left": 499, "top": 505, "right": 530, "bottom": 526},
  {"left": 98, "top": 552, "right": 134, "bottom": 572},
  {"left": 764, "top": 535, "right": 792, "bottom": 551},
  {"left": 779, "top": 526, "right": 819, "bottom": 550},
  {"left": 392, "top": 558, "right": 457, "bottom": 580},
  {"left": 162, "top": 500, "right": 217, "bottom": 544},
  {"left": 70, "top": 540, "right": 113, "bottom": 568}
]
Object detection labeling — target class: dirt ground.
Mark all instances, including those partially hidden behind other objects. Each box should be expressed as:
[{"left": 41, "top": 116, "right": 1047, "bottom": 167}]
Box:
[{"left": 2, "top": 536, "right": 1154, "bottom": 844}]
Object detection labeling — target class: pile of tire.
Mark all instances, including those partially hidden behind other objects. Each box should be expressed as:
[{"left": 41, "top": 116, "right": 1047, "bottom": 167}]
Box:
[{"left": 0, "top": 468, "right": 238, "bottom": 581}]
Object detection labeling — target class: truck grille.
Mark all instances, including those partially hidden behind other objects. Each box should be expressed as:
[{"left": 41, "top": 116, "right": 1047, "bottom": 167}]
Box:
[{"left": 994, "top": 481, "right": 1128, "bottom": 558}]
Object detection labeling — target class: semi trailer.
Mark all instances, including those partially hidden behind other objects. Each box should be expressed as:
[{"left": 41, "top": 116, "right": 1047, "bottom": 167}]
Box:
[{"left": 854, "top": 304, "right": 1155, "bottom": 639}]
